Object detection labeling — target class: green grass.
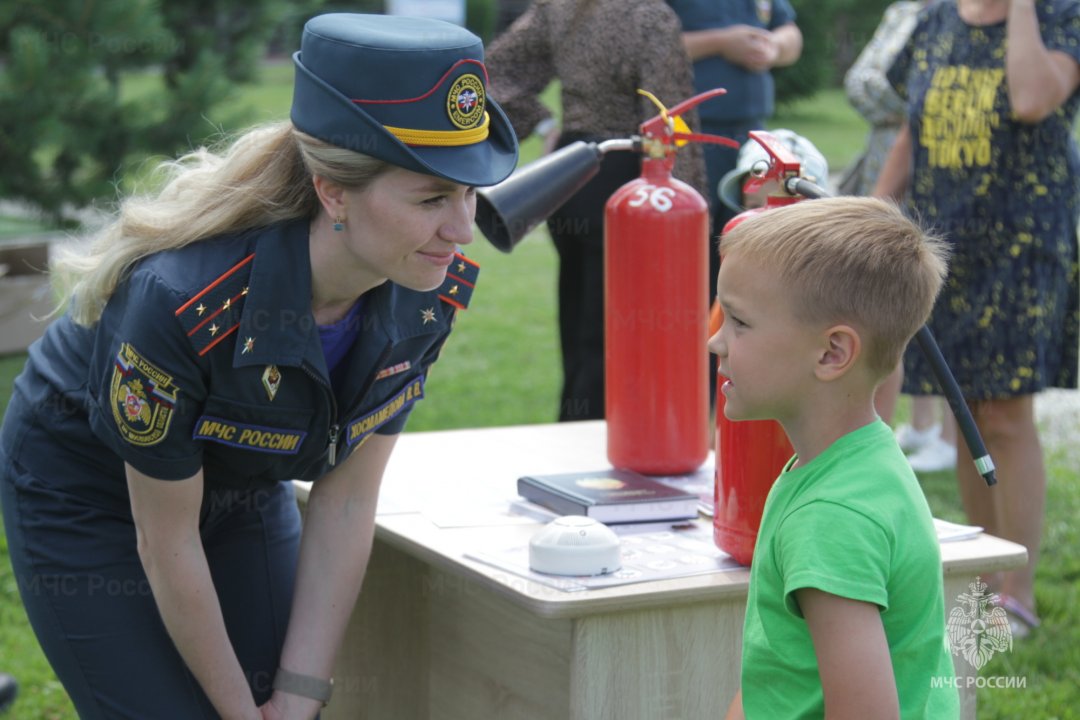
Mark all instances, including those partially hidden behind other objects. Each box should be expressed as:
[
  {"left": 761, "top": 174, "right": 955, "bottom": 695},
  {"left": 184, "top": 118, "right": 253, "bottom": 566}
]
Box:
[
  {"left": 772, "top": 87, "right": 871, "bottom": 173},
  {"left": 1, "top": 71, "right": 1077, "bottom": 719}
]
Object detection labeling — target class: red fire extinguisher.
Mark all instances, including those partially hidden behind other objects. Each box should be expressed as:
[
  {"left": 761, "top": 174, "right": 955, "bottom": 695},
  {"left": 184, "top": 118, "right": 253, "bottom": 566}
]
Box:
[
  {"left": 712, "top": 131, "right": 805, "bottom": 566},
  {"left": 605, "top": 90, "right": 738, "bottom": 476}
]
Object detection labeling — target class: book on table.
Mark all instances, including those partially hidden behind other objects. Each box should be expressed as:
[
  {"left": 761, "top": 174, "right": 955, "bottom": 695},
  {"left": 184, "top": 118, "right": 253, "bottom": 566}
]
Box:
[{"left": 516, "top": 468, "right": 700, "bottom": 524}]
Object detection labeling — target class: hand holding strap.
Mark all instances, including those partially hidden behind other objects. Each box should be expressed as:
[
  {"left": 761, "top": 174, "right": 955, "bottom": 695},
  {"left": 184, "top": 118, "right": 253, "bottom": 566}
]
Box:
[{"left": 273, "top": 667, "right": 333, "bottom": 706}]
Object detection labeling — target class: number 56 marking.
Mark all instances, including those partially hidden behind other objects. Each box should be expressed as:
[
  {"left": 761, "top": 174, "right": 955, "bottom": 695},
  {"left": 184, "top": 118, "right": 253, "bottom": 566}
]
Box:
[{"left": 627, "top": 185, "right": 676, "bottom": 213}]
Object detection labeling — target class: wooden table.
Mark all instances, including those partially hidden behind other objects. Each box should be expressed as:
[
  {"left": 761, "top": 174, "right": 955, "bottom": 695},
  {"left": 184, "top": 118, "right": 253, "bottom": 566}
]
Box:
[{"left": 294, "top": 421, "right": 1027, "bottom": 720}]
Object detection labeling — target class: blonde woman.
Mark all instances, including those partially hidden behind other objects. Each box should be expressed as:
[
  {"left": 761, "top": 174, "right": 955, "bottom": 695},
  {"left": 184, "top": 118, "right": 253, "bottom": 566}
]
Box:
[{"left": 0, "top": 14, "right": 516, "bottom": 719}]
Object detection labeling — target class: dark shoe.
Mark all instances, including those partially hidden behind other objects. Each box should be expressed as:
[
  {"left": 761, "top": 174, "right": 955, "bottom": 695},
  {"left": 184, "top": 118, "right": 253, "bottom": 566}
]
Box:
[{"left": 0, "top": 673, "right": 16, "bottom": 713}]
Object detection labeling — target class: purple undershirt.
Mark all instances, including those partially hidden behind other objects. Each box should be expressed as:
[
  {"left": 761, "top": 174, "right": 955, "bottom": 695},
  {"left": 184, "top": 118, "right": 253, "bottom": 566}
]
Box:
[{"left": 318, "top": 297, "right": 366, "bottom": 391}]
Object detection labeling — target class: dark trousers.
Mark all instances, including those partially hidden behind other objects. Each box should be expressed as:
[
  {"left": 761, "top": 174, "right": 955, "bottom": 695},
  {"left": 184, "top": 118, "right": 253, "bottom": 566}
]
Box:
[
  {"left": 1, "top": 456, "right": 301, "bottom": 719},
  {"left": 548, "top": 134, "right": 641, "bottom": 422}
]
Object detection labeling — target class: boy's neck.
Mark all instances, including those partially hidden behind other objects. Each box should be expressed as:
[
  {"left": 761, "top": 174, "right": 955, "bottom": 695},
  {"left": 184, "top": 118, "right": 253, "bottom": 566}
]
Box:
[{"left": 781, "top": 386, "right": 880, "bottom": 469}]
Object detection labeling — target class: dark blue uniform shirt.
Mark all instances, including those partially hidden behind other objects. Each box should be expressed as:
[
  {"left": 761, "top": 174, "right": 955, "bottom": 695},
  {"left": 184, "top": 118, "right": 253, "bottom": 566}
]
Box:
[
  {"left": 1, "top": 218, "right": 465, "bottom": 499},
  {"left": 667, "top": 0, "right": 797, "bottom": 125}
]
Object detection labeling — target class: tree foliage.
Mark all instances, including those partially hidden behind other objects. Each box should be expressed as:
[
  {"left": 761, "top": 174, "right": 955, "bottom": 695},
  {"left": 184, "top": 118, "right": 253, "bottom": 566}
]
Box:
[
  {"left": 0, "top": 0, "right": 288, "bottom": 223},
  {"left": 774, "top": 0, "right": 897, "bottom": 105}
]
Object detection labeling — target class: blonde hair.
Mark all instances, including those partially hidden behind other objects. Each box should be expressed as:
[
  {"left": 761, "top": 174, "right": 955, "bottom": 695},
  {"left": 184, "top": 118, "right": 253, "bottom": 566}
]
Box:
[
  {"left": 54, "top": 122, "right": 393, "bottom": 325},
  {"left": 719, "top": 197, "right": 949, "bottom": 377}
]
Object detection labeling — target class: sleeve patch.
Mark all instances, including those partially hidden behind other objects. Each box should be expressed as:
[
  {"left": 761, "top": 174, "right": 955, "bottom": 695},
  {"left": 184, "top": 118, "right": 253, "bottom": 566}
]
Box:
[{"left": 111, "top": 343, "right": 179, "bottom": 447}]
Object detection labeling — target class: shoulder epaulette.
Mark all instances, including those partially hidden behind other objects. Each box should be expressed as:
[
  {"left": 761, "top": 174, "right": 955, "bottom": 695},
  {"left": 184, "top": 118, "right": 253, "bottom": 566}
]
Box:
[
  {"left": 174, "top": 253, "right": 255, "bottom": 357},
  {"left": 437, "top": 252, "right": 479, "bottom": 310}
]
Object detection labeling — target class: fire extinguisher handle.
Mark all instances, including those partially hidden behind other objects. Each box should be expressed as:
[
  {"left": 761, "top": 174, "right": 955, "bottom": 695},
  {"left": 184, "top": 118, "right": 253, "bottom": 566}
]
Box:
[
  {"left": 663, "top": 88, "right": 730, "bottom": 120},
  {"left": 638, "top": 89, "right": 735, "bottom": 148}
]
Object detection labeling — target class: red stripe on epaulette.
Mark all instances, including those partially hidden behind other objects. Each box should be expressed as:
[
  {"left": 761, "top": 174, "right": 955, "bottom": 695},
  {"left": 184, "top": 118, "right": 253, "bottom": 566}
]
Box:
[
  {"left": 175, "top": 254, "right": 255, "bottom": 317},
  {"left": 454, "top": 253, "right": 480, "bottom": 269},
  {"left": 198, "top": 323, "right": 241, "bottom": 357},
  {"left": 438, "top": 294, "right": 466, "bottom": 310},
  {"left": 443, "top": 271, "right": 475, "bottom": 289},
  {"left": 186, "top": 288, "right": 249, "bottom": 338}
]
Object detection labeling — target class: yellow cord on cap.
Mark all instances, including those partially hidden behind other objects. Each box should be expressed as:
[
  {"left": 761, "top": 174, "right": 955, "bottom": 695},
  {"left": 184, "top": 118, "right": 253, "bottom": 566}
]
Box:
[{"left": 384, "top": 113, "right": 491, "bottom": 147}]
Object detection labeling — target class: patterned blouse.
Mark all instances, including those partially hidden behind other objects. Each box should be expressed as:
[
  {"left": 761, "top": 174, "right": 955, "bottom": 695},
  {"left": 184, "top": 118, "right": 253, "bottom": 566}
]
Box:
[
  {"left": 485, "top": 0, "right": 707, "bottom": 198},
  {"left": 888, "top": 0, "right": 1080, "bottom": 397},
  {"left": 840, "top": 1, "right": 922, "bottom": 196}
]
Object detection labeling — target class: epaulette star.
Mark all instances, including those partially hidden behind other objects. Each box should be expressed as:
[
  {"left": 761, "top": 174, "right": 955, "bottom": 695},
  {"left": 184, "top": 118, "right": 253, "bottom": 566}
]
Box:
[{"left": 438, "top": 252, "right": 479, "bottom": 310}]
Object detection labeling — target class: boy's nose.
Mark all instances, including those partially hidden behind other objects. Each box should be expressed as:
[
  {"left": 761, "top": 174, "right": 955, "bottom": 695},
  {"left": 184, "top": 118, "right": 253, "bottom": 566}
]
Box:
[{"left": 707, "top": 329, "right": 725, "bottom": 358}]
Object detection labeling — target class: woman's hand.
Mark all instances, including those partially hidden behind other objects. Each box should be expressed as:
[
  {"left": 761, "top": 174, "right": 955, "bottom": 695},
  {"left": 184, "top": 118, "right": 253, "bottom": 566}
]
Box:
[
  {"left": 259, "top": 698, "right": 284, "bottom": 720},
  {"left": 259, "top": 691, "right": 322, "bottom": 720},
  {"left": 127, "top": 464, "right": 262, "bottom": 719},
  {"left": 718, "top": 25, "right": 777, "bottom": 72},
  {"left": 1005, "top": 0, "right": 1080, "bottom": 121}
]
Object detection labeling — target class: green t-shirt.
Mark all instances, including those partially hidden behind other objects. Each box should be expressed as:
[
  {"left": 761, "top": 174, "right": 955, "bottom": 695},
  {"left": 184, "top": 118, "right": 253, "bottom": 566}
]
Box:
[{"left": 741, "top": 420, "right": 959, "bottom": 719}]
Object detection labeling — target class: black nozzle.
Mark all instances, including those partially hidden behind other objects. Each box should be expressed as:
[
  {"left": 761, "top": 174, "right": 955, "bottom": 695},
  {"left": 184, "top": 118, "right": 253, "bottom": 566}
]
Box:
[{"left": 474, "top": 141, "right": 603, "bottom": 253}]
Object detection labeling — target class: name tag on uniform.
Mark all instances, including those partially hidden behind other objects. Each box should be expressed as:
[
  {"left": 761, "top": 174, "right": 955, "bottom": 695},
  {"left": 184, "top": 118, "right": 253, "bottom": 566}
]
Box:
[
  {"left": 346, "top": 377, "right": 425, "bottom": 448},
  {"left": 193, "top": 416, "right": 307, "bottom": 455}
]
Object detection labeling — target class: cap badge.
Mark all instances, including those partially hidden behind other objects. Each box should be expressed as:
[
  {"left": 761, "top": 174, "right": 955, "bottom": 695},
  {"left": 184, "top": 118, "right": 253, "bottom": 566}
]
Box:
[{"left": 447, "top": 74, "right": 485, "bottom": 129}]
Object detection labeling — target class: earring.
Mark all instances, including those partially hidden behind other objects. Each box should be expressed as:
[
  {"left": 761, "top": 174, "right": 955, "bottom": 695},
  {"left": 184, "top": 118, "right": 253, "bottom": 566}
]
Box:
[{"left": 333, "top": 217, "right": 345, "bottom": 232}]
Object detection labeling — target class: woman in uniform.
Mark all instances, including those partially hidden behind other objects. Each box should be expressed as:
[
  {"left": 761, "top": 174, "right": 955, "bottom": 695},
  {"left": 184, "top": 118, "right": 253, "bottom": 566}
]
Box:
[{"left": 0, "top": 13, "right": 516, "bottom": 719}]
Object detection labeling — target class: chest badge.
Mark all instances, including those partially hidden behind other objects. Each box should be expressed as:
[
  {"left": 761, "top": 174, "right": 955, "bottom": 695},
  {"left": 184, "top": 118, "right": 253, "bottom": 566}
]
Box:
[
  {"left": 756, "top": 0, "right": 772, "bottom": 25},
  {"left": 421, "top": 307, "right": 436, "bottom": 324},
  {"left": 262, "top": 364, "right": 282, "bottom": 402}
]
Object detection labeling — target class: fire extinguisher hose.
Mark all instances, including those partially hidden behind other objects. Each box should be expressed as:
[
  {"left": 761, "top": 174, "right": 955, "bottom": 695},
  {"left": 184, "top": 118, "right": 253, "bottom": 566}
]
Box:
[{"left": 786, "top": 178, "right": 998, "bottom": 487}]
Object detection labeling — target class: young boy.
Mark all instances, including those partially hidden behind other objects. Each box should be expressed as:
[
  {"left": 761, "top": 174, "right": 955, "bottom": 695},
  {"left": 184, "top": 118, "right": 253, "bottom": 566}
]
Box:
[{"left": 711, "top": 197, "right": 960, "bottom": 719}]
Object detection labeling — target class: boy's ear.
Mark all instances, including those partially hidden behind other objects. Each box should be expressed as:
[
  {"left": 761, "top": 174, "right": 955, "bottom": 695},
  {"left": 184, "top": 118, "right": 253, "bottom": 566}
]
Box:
[
  {"left": 815, "top": 325, "right": 861, "bottom": 382},
  {"left": 312, "top": 174, "right": 347, "bottom": 219}
]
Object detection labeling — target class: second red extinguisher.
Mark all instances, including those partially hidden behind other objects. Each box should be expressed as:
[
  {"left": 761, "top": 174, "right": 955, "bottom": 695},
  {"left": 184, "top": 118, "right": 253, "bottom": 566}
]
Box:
[{"left": 712, "top": 131, "right": 806, "bottom": 566}]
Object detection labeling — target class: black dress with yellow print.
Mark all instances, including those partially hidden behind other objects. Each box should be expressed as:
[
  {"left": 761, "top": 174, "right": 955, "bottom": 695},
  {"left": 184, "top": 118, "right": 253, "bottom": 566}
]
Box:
[{"left": 888, "top": 0, "right": 1080, "bottom": 399}]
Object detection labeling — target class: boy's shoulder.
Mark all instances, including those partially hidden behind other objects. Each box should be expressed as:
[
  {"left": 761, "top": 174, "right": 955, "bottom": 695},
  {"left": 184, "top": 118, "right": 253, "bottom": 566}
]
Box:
[
  {"left": 783, "top": 422, "right": 917, "bottom": 511},
  {"left": 770, "top": 421, "right": 938, "bottom": 561}
]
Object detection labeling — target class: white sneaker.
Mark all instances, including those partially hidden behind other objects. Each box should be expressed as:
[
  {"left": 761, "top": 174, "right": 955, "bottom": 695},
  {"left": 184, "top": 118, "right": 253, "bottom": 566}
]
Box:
[
  {"left": 907, "top": 435, "right": 957, "bottom": 473},
  {"left": 895, "top": 423, "right": 942, "bottom": 453}
]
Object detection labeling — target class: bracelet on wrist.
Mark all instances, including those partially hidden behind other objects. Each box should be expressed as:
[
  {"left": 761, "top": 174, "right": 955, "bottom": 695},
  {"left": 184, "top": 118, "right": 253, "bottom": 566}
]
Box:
[{"left": 273, "top": 667, "right": 333, "bottom": 706}]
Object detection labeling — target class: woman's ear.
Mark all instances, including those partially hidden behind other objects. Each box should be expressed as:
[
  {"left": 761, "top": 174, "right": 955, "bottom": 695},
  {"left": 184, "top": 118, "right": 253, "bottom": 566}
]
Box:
[
  {"left": 312, "top": 174, "right": 347, "bottom": 219},
  {"left": 815, "top": 325, "right": 861, "bottom": 382}
]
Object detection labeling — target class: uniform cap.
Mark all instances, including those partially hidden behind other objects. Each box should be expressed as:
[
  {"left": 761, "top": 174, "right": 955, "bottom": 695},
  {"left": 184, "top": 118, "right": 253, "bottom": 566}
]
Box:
[{"left": 291, "top": 13, "right": 519, "bottom": 187}]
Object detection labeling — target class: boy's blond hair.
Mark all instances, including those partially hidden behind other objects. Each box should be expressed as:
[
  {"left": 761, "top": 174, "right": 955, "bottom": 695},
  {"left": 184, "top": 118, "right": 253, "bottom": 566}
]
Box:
[{"left": 719, "top": 197, "right": 949, "bottom": 378}]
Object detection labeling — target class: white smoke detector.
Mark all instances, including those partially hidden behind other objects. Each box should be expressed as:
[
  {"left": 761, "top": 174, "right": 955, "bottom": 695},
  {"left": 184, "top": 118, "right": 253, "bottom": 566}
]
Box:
[{"left": 528, "top": 516, "right": 622, "bottom": 576}]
